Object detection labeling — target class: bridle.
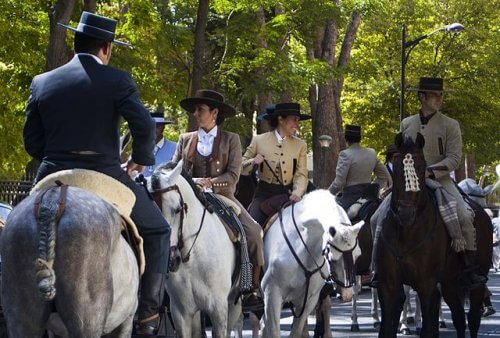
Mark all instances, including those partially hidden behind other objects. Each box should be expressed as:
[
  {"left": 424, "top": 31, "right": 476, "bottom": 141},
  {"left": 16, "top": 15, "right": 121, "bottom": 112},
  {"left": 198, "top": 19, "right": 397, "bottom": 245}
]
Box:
[
  {"left": 323, "top": 226, "right": 359, "bottom": 288},
  {"left": 151, "top": 184, "right": 206, "bottom": 264}
]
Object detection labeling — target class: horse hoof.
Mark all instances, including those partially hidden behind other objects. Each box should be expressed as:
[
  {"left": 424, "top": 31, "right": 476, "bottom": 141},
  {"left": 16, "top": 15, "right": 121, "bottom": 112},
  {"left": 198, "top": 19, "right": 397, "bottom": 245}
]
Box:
[
  {"left": 439, "top": 320, "right": 446, "bottom": 328},
  {"left": 374, "top": 322, "right": 381, "bottom": 331},
  {"left": 400, "top": 328, "right": 411, "bottom": 335},
  {"left": 407, "top": 316, "right": 415, "bottom": 324},
  {"left": 416, "top": 327, "right": 421, "bottom": 335},
  {"left": 350, "top": 324, "right": 360, "bottom": 332}
]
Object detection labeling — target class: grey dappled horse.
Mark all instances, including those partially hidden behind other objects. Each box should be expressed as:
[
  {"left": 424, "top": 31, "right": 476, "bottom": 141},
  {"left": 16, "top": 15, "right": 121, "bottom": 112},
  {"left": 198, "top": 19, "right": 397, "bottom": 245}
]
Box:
[{"left": 1, "top": 185, "right": 138, "bottom": 337}]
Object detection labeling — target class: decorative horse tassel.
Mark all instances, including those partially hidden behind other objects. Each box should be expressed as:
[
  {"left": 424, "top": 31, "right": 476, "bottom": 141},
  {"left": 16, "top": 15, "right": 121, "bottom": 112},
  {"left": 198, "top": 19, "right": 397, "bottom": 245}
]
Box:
[{"left": 403, "top": 153, "right": 420, "bottom": 192}]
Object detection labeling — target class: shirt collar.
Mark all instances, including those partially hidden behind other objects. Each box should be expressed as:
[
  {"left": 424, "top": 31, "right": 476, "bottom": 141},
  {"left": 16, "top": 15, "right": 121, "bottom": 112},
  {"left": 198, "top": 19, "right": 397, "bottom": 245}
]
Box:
[
  {"left": 274, "top": 129, "right": 285, "bottom": 144},
  {"left": 198, "top": 126, "right": 218, "bottom": 139},
  {"left": 419, "top": 111, "right": 437, "bottom": 125},
  {"left": 156, "top": 137, "right": 165, "bottom": 149},
  {"left": 77, "top": 53, "right": 103, "bottom": 65}
]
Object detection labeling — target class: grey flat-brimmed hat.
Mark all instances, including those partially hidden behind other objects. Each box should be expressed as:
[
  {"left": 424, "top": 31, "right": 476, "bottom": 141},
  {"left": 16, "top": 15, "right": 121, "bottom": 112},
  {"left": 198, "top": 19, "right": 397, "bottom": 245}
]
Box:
[
  {"left": 180, "top": 89, "right": 236, "bottom": 118},
  {"left": 58, "top": 11, "right": 131, "bottom": 47}
]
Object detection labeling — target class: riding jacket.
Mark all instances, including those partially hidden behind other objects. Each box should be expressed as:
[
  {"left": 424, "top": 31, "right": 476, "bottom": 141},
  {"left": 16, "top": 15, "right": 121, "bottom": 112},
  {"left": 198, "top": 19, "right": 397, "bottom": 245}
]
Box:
[
  {"left": 328, "top": 143, "right": 392, "bottom": 209},
  {"left": 241, "top": 131, "right": 309, "bottom": 198}
]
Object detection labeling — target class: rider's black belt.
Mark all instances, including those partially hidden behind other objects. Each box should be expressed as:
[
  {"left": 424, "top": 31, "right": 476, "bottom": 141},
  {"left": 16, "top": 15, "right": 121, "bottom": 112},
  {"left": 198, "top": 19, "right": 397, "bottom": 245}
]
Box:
[{"left": 256, "top": 181, "right": 292, "bottom": 195}]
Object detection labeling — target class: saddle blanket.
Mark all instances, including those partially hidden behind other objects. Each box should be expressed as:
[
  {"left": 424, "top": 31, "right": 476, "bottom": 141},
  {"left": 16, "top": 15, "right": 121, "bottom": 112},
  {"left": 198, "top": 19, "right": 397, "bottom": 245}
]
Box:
[{"left": 372, "top": 179, "right": 466, "bottom": 252}]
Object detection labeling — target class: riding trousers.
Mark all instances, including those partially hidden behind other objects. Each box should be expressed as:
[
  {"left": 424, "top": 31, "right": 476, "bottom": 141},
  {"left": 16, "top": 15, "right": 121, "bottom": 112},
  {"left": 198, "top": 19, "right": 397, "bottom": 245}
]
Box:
[
  {"left": 438, "top": 176, "right": 476, "bottom": 251},
  {"left": 35, "top": 159, "right": 172, "bottom": 273}
]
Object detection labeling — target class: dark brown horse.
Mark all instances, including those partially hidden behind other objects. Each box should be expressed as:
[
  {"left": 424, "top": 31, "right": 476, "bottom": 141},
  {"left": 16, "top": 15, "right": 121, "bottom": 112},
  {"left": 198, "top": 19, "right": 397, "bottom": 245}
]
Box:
[{"left": 375, "top": 132, "right": 492, "bottom": 338}]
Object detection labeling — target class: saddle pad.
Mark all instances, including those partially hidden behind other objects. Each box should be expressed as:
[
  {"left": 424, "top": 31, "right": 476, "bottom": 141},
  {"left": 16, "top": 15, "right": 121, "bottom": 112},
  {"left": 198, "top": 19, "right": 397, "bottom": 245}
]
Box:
[{"left": 31, "top": 169, "right": 145, "bottom": 275}]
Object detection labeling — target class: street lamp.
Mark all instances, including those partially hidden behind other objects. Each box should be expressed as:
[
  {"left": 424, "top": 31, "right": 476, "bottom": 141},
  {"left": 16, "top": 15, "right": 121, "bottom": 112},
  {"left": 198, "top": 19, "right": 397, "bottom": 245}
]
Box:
[
  {"left": 318, "top": 135, "right": 333, "bottom": 148},
  {"left": 400, "top": 22, "right": 464, "bottom": 121}
]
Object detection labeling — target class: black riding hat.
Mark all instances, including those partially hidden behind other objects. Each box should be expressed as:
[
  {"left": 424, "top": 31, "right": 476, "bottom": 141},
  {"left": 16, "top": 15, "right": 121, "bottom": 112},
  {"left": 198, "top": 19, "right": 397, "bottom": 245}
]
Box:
[
  {"left": 58, "top": 11, "right": 131, "bottom": 46},
  {"left": 408, "top": 77, "right": 452, "bottom": 92},
  {"left": 344, "top": 124, "right": 361, "bottom": 138},
  {"left": 180, "top": 89, "right": 236, "bottom": 118},
  {"left": 264, "top": 102, "right": 311, "bottom": 121}
]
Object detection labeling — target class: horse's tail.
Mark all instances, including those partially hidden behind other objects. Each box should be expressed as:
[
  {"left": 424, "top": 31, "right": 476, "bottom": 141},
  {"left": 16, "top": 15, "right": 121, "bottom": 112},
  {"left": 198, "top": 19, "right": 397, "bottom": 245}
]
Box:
[{"left": 34, "top": 186, "right": 64, "bottom": 301}]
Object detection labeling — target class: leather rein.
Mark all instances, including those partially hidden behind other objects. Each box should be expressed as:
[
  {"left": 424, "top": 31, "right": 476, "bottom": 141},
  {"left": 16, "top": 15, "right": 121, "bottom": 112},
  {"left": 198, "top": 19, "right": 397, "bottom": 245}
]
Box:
[{"left": 151, "top": 184, "right": 206, "bottom": 264}]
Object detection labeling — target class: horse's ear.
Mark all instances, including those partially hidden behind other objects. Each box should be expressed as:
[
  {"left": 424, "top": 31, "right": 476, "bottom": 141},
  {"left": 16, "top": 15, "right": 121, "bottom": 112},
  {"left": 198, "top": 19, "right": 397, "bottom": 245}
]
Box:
[
  {"left": 416, "top": 133, "right": 425, "bottom": 149},
  {"left": 395, "top": 132, "right": 404, "bottom": 148},
  {"left": 329, "top": 226, "right": 336, "bottom": 238},
  {"left": 351, "top": 220, "right": 365, "bottom": 236},
  {"left": 170, "top": 160, "right": 183, "bottom": 181}
]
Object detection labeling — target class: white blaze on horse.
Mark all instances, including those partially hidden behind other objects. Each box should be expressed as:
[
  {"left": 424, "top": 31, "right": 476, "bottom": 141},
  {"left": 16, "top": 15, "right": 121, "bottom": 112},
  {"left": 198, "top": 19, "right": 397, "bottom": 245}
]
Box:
[
  {"left": 149, "top": 160, "right": 242, "bottom": 338},
  {"left": 1, "top": 170, "right": 139, "bottom": 337},
  {"left": 261, "top": 189, "right": 363, "bottom": 338}
]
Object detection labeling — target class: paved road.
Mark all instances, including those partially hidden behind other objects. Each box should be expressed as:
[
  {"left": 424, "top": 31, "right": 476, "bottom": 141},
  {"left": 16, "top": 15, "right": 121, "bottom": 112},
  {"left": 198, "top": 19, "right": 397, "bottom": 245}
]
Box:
[{"left": 235, "top": 269, "right": 500, "bottom": 337}]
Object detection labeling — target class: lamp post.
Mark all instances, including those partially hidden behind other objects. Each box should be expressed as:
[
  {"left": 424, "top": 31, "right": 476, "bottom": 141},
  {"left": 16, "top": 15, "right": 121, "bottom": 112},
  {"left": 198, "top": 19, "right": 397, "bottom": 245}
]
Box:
[
  {"left": 318, "top": 135, "right": 333, "bottom": 188},
  {"left": 400, "top": 23, "right": 464, "bottom": 122}
]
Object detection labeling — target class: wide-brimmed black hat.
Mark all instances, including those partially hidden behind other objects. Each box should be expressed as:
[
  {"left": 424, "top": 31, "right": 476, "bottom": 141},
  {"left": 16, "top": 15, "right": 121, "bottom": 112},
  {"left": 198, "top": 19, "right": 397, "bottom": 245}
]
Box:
[
  {"left": 344, "top": 124, "right": 361, "bottom": 138},
  {"left": 151, "top": 106, "right": 174, "bottom": 125},
  {"left": 58, "top": 11, "right": 131, "bottom": 46},
  {"left": 180, "top": 89, "right": 236, "bottom": 118},
  {"left": 408, "top": 77, "right": 451, "bottom": 92},
  {"left": 257, "top": 104, "right": 275, "bottom": 121},
  {"left": 384, "top": 144, "right": 398, "bottom": 156},
  {"left": 264, "top": 102, "right": 311, "bottom": 121}
]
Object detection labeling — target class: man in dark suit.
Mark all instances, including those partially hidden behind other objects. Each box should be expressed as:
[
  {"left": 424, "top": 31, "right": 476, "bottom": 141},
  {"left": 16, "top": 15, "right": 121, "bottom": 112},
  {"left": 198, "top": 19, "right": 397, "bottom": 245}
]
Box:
[{"left": 23, "top": 11, "right": 170, "bottom": 336}]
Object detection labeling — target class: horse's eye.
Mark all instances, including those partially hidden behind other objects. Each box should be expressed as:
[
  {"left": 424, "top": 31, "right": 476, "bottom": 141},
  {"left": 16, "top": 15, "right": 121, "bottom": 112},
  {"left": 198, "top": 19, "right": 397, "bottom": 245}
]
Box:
[{"left": 173, "top": 206, "right": 183, "bottom": 214}]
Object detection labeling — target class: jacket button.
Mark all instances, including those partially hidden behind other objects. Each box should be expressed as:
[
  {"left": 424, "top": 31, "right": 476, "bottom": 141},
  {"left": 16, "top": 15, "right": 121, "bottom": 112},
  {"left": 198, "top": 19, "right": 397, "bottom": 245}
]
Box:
[
  {"left": 282, "top": 161, "right": 285, "bottom": 164},
  {"left": 284, "top": 171, "right": 287, "bottom": 174}
]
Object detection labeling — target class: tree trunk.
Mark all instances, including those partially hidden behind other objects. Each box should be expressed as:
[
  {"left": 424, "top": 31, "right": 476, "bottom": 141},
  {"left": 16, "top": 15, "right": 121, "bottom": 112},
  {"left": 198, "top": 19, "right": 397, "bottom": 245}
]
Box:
[
  {"left": 465, "top": 152, "right": 476, "bottom": 180},
  {"left": 187, "top": 0, "right": 210, "bottom": 131},
  {"left": 309, "top": 3, "right": 361, "bottom": 189},
  {"left": 255, "top": 6, "right": 272, "bottom": 134},
  {"left": 46, "top": 0, "right": 77, "bottom": 71}
]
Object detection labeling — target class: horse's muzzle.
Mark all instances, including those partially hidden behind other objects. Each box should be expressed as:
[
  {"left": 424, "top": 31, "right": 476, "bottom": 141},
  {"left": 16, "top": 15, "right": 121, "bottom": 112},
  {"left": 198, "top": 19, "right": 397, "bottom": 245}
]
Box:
[
  {"left": 168, "top": 246, "right": 181, "bottom": 273},
  {"left": 397, "top": 206, "right": 416, "bottom": 227}
]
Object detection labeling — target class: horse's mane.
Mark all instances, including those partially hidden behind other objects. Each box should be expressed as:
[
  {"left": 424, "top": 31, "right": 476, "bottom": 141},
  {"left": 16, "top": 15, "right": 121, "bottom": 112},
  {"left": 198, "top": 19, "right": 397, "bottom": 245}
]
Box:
[{"left": 151, "top": 161, "right": 211, "bottom": 209}]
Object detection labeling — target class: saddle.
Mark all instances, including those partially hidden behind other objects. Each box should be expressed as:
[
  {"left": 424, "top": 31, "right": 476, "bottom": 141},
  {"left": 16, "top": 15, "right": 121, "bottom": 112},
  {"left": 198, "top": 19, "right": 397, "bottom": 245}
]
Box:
[
  {"left": 204, "top": 192, "right": 241, "bottom": 243},
  {"left": 31, "top": 169, "right": 145, "bottom": 275}
]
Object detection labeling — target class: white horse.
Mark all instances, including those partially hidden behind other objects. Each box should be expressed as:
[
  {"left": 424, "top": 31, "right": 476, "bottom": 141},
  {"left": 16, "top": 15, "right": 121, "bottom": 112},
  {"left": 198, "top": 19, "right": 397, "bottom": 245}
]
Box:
[
  {"left": 261, "top": 189, "right": 363, "bottom": 338},
  {"left": 149, "top": 160, "right": 241, "bottom": 338}
]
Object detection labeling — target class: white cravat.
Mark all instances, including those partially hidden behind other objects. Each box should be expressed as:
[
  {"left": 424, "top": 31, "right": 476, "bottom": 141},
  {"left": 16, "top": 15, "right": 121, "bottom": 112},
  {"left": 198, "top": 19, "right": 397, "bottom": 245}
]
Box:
[
  {"left": 274, "top": 129, "right": 285, "bottom": 144},
  {"left": 197, "top": 126, "right": 217, "bottom": 156}
]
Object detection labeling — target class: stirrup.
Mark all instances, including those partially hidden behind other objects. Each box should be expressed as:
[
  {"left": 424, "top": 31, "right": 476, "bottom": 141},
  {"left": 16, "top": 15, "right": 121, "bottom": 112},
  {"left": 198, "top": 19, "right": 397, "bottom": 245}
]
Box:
[{"left": 134, "top": 314, "right": 160, "bottom": 336}]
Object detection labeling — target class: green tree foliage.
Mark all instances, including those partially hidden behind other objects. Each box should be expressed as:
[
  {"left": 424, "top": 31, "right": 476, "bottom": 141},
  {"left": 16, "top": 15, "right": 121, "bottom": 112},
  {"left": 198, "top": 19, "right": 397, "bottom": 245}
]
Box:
[{"left": 0, "top": 0, "right": 498, "bottom": 179}]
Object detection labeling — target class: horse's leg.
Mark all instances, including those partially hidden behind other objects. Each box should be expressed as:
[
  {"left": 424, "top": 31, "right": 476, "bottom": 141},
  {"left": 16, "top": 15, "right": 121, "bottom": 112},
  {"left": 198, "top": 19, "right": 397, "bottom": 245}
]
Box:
[
  {"left": 351, "top": 276, "right": 361, "bottom": 332},
  {"left": 312, "top": 296, "right": 333, "bottom": 338},
  {"left": 261, "top": 284, "right": 282, "bottom": 338},
  {"left": 416, "top": 286, "right": 440, "bottom": 338},
  {"left": 467, "top": 285, "right": 485, "bottom": 338},
  {"left": 290, "top": 297, "right": 320, "bottom": 338},
  {"left": 378, "top": 282, "right": 404, "bottom": 337},
  {"left": 371, "top": 288, "right": 381, "bottom": 330},
  {"left": 398, "top": 285, "right": 410, "bottom": 335},
  {"left": 441, "top": 283, "right": 465, "bottom": 338},
  {"left": 208, "top": 301, "right": 228, "bottom": 338},
  {"left": 170, "top": 305, "right": 193, "bottom": 338},
  {"left": 103, "top": 313, "right": 134, "bottom": 338}
]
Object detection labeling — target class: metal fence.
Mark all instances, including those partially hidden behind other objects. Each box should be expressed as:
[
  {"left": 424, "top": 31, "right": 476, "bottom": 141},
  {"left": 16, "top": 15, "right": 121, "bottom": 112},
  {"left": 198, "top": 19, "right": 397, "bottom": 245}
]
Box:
[{"left": 0, "top": 176, "right": 34, "bottom": 206}]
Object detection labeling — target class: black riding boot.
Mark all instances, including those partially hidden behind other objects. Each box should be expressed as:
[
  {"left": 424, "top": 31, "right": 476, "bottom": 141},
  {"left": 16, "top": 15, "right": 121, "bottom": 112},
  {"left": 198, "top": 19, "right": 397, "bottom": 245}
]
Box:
[
  {"left": 135, "top": 272, "right": 166, "bottom": 336},
  {"left": 460, "top": 250, "right": 487, "bottom": 289}
]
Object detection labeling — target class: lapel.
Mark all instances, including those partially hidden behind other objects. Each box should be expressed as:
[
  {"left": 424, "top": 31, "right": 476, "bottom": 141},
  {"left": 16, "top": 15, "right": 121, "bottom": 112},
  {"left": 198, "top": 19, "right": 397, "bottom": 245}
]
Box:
[
  {"left": 210, "top": 127, "right": 222, "bottom": 162},
  {"left": 186, "top": 132, "right": 198, "bottom": 168}
]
